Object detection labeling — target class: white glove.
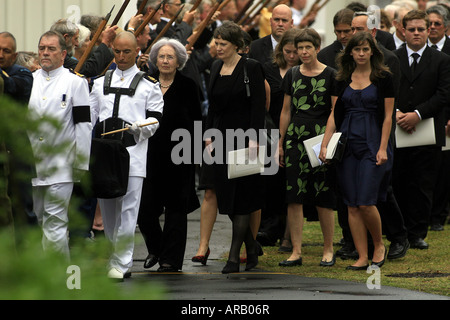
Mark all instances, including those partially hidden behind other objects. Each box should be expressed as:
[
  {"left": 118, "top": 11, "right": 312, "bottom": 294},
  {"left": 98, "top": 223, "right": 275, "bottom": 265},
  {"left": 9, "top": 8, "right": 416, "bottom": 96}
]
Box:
[{"left": 126, "top": 122, "right": 141, "bottom": 135}]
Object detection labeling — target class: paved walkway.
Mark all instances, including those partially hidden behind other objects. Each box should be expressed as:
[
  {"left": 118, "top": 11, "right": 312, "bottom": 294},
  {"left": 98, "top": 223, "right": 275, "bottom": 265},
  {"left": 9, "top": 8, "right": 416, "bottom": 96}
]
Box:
[{"left": 123, "top": 192, "right": 449, "bottom": 302}]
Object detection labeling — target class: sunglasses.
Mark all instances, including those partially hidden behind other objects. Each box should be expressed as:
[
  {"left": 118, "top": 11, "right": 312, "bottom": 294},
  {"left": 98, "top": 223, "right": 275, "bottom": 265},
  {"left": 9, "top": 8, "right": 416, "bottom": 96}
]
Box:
[{"left": 406, "top": 27, "right": 427, "bottom": 33}]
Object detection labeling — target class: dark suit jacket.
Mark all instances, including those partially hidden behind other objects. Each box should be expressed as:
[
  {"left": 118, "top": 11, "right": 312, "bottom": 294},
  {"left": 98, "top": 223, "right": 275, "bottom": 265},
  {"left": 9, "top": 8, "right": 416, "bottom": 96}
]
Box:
[
  {"left": 63, "top": 43, "right": 114, "bottom": 78},
  {"left": 441, "top": 36, "right": 450, "bottom": 55},
  {"left": 248, "top": 35, "right": 274, "bottom": 65},
  {"left": 317, "top": 40, "right": 343, "bottom": 69},
  {"left": 376, "top": 30, "right": 396, "bottom": 51},
  {"left": 156, "top": 20, "right": 192, "bottom": 45},
  {"left": 394, "top": 45, "right": 450, "bottom": 146}
]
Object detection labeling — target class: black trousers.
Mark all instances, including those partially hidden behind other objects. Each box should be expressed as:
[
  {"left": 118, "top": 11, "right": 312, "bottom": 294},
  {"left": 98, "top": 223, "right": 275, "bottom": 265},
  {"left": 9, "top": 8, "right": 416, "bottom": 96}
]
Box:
[
  {"left": 393, "top": 146, "right": 441, "bottom": 241},
  {"left": 431, "top": 150, "right": 450, "bottom": 225},
  {"left": 137, "top": 180, "right": 188, "bottom": 270}
]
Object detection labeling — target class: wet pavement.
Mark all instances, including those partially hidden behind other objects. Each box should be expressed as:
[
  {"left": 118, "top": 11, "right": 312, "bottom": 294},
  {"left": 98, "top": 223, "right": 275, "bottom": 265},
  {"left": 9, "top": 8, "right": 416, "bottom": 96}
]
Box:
[{"left": 118, "top": 191, "right": 448, "bottom": 304}]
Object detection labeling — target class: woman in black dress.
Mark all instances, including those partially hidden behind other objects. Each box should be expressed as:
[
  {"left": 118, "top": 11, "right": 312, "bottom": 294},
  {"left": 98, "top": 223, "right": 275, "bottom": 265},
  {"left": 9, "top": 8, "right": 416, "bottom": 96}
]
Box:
[
  {"left": 206, "top": 22, "right": 266, "bottom": 273},
  {"left": 279, "top": 28, "right": 337, "bottom": 267},
  {"left": 137, "top": 38, "right": 202, "bottom": 272},
  {"left": 320, "top": 32, "right": 395, "bottom": 269},
  {"left": 263, "top": 28, "right": 302, "bottom": 251}
]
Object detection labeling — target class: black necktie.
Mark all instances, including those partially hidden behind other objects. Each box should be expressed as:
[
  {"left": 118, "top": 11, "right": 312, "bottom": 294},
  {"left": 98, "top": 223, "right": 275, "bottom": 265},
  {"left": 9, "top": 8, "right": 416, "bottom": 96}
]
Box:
[
  {"left": 431, "top": 44, "right": 438, "bottom": 50},
  {"left": 411, "top": 53, "right": 420, "bottom": 76}
]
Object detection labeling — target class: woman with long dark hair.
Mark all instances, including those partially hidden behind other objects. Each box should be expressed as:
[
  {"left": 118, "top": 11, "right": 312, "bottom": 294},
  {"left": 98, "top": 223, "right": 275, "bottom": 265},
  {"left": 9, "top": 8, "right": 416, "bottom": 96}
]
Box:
[{"left": 320, "top": 32, "right": 395, "bottom": 270}]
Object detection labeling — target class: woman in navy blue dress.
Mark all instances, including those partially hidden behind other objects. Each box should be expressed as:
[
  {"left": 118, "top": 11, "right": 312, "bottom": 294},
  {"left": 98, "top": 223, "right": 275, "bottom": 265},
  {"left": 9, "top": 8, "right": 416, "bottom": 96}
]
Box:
[{"left": 320, "top": 32, "right": 395, "bottom": 270}]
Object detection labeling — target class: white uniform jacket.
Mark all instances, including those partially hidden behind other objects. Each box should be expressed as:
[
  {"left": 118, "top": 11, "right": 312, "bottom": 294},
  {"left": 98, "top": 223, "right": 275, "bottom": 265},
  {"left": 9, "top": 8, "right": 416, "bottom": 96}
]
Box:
[
  {"left": 28, "top": 66, "right": 92, "bottom": 186},
  {"left": 90, "top": 65, "right": 164, "bottom": 178}
]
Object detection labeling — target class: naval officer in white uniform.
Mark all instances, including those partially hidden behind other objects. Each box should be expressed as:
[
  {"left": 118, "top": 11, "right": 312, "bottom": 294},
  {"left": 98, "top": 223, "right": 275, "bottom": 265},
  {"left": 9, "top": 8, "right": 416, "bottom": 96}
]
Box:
[
  {"left": 28, "top": 31, "right": 92, "bottom": 259},
  {"left": 90, "top": 31, "right": 164, "bottom": 280}
]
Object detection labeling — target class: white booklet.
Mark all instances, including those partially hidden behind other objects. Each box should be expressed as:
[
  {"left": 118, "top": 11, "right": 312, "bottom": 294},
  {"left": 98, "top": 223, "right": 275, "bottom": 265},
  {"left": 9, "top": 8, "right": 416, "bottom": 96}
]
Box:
[
  {"left": 227, "top": 146, "right": 266, "bottom": 179},
  {"left": 303, "top": 134, "right": 324, "bottom": 168},
  {"left": 395, "top": 118, "right": 436, "bottom": 148},
  {"left": 303, "top": 133, "right": 343, "bottom": 168}
]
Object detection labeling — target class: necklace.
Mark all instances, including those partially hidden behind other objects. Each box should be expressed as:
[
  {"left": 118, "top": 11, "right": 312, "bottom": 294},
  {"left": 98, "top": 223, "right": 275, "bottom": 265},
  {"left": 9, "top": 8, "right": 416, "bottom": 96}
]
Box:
[{"left": 159, "top": 78, "right": 173, "bottom": 89}]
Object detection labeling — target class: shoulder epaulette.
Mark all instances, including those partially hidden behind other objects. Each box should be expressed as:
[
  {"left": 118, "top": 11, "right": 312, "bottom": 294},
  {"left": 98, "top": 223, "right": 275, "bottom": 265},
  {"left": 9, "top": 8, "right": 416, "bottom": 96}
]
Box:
[
  {"left": 69, "top": 69, "right": 85, "bottom": 78},
  {"left": 145, "top": 76, "right": 158, "bottom": 84},
  {"left": 1, "top": 70, "right": 9, "bottom": 78}
]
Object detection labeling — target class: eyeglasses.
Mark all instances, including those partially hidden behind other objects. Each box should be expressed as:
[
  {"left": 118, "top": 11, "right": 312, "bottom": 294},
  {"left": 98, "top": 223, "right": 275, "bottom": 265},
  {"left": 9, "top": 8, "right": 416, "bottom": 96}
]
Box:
[
  {"left": 157, "top": 54, "right": 176, "bottom": 61},
  {"left": 168, "top": 2, "right": 182, "bottom": 6},
  {"left": 430, "top": 21, "right": 443, "bottom": 27},
  {"left": 406, "top": 27, "right": 427, "bottom": 33}
]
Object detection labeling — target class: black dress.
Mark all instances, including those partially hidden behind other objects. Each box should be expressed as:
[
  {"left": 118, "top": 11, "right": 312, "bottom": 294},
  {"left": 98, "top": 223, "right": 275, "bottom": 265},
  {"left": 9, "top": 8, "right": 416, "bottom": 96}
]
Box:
[
  {"left": 337, "top": 83, "right": 394, "bottom": 207},
  {"left": 282, "top": 66, "right": 337, "bottom": 208},
  {"left": 206, "top": 57, "right": 266, "bottom": 215}
]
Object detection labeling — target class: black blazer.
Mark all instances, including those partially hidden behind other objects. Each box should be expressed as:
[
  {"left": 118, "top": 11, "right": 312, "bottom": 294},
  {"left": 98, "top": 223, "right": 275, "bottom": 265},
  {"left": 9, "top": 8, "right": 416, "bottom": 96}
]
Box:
[
  {"left": 394, "top": 45, "right": 450, "bottom": 146},
  {"left": 375, "top": 30, "right": 396, "bottom": 51},
  {"left": 248, "top": 35, "right": 274, "bottom": 65},
  {"left": 317, "top": 40, "right": 343, "bottom": 70}
]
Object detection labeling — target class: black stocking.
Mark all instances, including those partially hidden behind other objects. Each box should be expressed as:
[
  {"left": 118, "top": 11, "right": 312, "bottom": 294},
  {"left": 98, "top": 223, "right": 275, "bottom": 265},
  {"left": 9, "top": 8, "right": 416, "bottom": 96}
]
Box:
[{"left": 228, "top": 214, "right": 256, "bottom": 263}]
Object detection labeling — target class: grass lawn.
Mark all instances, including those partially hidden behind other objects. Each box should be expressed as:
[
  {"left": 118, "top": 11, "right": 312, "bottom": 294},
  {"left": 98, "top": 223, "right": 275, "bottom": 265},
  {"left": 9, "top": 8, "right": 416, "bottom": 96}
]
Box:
[{"left": 256, "top": 213, "right": 449, "bottom": 297}]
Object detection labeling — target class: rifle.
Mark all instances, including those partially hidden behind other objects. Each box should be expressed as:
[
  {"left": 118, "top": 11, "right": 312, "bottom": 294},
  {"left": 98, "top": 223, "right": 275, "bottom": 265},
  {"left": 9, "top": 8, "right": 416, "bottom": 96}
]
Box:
[
  {"left": 74, "top": 6, "right": 115, "bottom": 73},
  {"left": 185, "top": 0, "right": 221, "bottom": 51},
  {"left": 234, "top": 0, "right": 254, "bottom": 23},
  {"left": 135, "top": 0, "right": 166, "bottom": 36},
  {"left": 137, "top": 0, "right": 149, "bottom": 15},
  {"left": 300, "top": 0, "right": 330, "bottom": 28},
  {"left": 144, "top": 4, "right": 186, "bottom": 55},
  {"left": 111, "top": 0, "right": 131, "bottom": 27},
  {"left": 237, "top": 0, "right": 263, "bottom": 25},
  {"left": 189, "top": 0, "right": 203, "bottom": 12}
]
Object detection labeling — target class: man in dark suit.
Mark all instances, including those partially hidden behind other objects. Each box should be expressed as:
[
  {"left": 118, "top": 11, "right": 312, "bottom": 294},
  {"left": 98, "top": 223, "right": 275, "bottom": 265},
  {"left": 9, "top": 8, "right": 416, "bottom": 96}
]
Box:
[
  {"left": 317, "top": 8, "right": 354, "bottom": 69},
  {"left": 426, "top": 5, "right": 450, "bottom": 231},
  {"left": 156, "top": 0, "right": 194, "bottom": 45},
  {"left": 393, "top": 10, "right": 450, "bottom": 249},
  {"left": 248, "top": 4, "right": 293, "bottom": 65}
]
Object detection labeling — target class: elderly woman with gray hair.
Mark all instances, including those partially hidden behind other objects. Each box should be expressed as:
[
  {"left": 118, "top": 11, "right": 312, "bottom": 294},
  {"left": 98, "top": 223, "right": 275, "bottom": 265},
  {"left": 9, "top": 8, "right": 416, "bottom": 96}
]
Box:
[{"left": 137, "top": 38, "right": 202, "bottom": 272}]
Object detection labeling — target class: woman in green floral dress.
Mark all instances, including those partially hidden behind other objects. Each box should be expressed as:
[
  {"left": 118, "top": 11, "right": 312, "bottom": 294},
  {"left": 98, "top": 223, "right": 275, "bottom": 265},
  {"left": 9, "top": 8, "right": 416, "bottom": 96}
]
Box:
[{"left": 278, "top": 28, "right": 337, "bottom": 267}]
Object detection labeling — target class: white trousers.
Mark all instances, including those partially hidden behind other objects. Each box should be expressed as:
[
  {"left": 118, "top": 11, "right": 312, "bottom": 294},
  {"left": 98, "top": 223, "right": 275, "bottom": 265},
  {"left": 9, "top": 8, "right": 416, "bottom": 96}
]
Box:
[
  {"left": 98, "top": 177, "right": 143, "bottom": 273},
  {"left": 32, "top": 183, "right": 74, "bottom": 261}
]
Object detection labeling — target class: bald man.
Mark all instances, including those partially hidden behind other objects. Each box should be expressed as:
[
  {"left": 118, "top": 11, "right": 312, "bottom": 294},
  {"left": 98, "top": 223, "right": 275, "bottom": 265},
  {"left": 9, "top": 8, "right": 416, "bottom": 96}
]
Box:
[
  {"left": 90, "top": 31, "right": 164, "bottom": 280},
  {"left": 248, "top": 4, "right": 294, "bottom": 65}
]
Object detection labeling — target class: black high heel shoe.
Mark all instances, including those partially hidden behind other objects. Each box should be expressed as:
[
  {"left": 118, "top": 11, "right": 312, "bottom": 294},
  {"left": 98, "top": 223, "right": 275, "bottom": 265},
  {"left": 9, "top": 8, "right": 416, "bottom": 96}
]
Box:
[
  {"left": 222, "top": 261, "right": 240, "bottom": 274},
  {"left": 192, "top": 248, "right": 210, "bottom": 265},
  {"left": 245, "top": 253, "right": 258, "bottom": 271}
]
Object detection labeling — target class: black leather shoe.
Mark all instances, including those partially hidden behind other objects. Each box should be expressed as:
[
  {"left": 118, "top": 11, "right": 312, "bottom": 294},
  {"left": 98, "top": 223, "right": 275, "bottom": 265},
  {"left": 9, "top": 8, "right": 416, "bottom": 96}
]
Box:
[
  {"left": 387, "top": 240, "right": 409, "bottom": 259},
  {"left": 337, "top": 242, "right": 358, "bottom": 260},
  {"left": 430, "top": 223, "right": 444, "bottom": 231},
  {"left": 222, "top": 261, "right": 240, "bottom": 274},
  {"left": 320, "top": 254, "right": 336, "bottom": 267},
  {"left": 279, "top": 258, "right": 302, "bottom": 267},
  {"left": 144, "top": 254, "right": 158, "bottom": 269},
  {"left": 256, "top": 231, "right": 276, "bottom": 246},
  {"left": 409, "top": 238, "right": 429, "bottom": 249},
  {"left": 346, "top": 264, "right": 369, "bottom": 271},
  {"left": 157, "top": 265, "right": 180, "bottom": 272}
]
